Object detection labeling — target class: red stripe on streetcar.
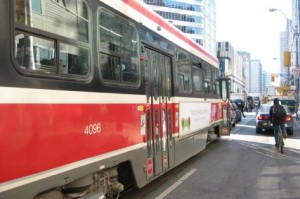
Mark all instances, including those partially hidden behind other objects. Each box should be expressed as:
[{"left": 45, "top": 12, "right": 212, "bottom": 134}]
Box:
[{"left": 0, "top": 103, "right": 144, "bottom": 182}]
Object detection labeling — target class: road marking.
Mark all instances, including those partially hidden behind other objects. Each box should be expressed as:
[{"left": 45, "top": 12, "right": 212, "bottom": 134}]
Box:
[{"left": 155, "top": 169, "right": 197, "bottom": 199}]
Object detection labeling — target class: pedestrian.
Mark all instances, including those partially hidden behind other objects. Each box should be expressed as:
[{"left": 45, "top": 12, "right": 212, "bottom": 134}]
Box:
[
  {"left": 240, "top": 100, "right": 246, "bottom": 117},
  {"left": 245, "top": 100, "right": 251, "bottom": 112},
  {"left": 234, "top": 100, "right": 246, "bottom": 117},
  {"left": 269, "top": 98, "right": 287, "bottom": 149}
]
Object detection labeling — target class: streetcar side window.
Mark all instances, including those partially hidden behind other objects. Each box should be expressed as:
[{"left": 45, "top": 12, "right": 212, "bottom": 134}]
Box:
[
  {"left": 15, "top": 0, "right": 89, "bottom": 42},
  {"left": 176, "top": 49, "right": 191, "bottom": 92},
  {"left": 122, "top": 61, "right": 138, "bottom": 82},
  {"left": 100, "top": 54, "right": 122, "bottom": 81},
  {"left": 60, "top": 43, "right": 89, "bottom": 75},
  {"left": 192, "top": 65, "right": 204, "bottom": 93},
  {"left": 14, "top": 33, "right": 89, "bottom": 75},
  {"left": 99, "top": 11, "right": 138, "bottom": 56},
  {"left": 15, "top": 33, "right": 56, "bottom": 73},
  {"left": 212, "top": 68, "right": 218, "bottom": 96},
  {"left": 14, "top": 0, "right": 90, "bottom": 77},
  {"left": 99, "top": 10, "right": 139, "bottom": 85},
  {"left": 204, "top": 64, "right": 212, "bottom": 93}
]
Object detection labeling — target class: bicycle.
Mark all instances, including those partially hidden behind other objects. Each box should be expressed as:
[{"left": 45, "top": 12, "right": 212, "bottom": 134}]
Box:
[{"left": 278, "top": 125, "right": 284, "bottom": 154}]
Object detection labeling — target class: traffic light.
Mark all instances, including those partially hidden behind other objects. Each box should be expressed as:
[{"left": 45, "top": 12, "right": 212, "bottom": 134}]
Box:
[
  {"left": 284, "top": 51, "right": 291, "bottom": 67},
  {"left": 271, "top": 73, "right": 275, "bottom": 82}
]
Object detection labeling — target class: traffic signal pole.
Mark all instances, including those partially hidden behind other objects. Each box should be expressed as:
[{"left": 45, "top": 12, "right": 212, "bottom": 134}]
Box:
[{"left": 295, "top": 34, "right": 299, "bottom": 119}]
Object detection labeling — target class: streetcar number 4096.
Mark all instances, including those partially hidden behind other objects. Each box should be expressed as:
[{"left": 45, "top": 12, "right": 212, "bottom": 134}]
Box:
[{"left": 84, "top": 123, "right": 101, "bottom": 135}]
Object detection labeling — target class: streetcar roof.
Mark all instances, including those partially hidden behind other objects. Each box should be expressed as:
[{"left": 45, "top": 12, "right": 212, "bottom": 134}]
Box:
[{"left": 100, "top": 0, "right": 219, "bottom": 68}]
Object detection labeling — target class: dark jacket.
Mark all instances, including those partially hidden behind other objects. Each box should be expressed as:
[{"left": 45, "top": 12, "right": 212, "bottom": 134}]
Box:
[{"left": 269, "top": 104, "right": 286, "bottom": 125}]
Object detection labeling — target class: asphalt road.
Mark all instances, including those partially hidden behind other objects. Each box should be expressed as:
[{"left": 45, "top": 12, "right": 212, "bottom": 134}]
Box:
[{"left": 121, "top": 112, "right": 300, "bottom": 199}]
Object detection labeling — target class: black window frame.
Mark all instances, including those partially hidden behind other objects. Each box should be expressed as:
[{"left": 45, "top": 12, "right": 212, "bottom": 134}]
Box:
[
  {"left": 176, "top": 48, "right": 192, "bottom": 94},
  {"left": 98, "top": 8, "right": 140, "bottom": 87},
  {"left": 13, "top": 0, "right": 91, "bottom": 80},
  {"left": 191, "top": 62, "right": 204, "bottom": 95}
]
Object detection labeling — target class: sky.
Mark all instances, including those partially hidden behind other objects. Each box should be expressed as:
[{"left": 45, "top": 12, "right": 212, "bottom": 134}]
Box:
[{"left": 216, "top": 0, "right": 292, "bottom": 73}]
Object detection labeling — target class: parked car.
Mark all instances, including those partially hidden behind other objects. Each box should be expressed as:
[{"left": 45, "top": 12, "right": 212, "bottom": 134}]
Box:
[
  {"left": 230, "top": 102, "right": 236, "bottom": 127},
  {"left": 255, "top": 104, "right": 293, "bottom": 135},
  {"left": 230, "top": 101, "right": 242, "bottom": 127},
  {"left": 234, "top": 103, "right": 242, "bottom": 123}
]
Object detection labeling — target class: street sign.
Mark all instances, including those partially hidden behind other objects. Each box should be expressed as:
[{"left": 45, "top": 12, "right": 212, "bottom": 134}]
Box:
[
  {"left": 222, "top": 127, "right": 229, "bottom": 134},
  {"left": 147, "top": 158, "right": 153, "bottom": 176}
]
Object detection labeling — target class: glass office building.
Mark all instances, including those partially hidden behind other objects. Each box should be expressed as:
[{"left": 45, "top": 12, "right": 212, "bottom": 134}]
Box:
[{"left": 143, "top": 0, "right": 216, "bottom": 55}]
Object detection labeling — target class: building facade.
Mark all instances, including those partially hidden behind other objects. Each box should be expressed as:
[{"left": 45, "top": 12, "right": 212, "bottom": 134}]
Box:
[
  {"left": 262, "top": 69, "right": 273, "bottom": 97},
  {"left": 280, "top": 31, "right": 290, "bottom": 86},
  {"left": 217, "top": 42, "right": 246, "bottom": 96},
  {"left": 244, "top": 59, "right": 263, "bottom": 94},
  {"left": 142, "top": 0, "right": 217, "bottom": 55}
]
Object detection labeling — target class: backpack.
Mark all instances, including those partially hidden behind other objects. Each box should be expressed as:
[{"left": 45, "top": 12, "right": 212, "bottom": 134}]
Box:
[{"left": 272, "top": 105, "right": 286, "bottom": 122}]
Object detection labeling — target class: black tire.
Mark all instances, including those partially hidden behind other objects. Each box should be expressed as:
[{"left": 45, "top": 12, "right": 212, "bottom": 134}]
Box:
[
  {"left": 288, "top": 129, "right": 293, "bottom": 135},
  {"left": 256, "top": 128, "right": 261, "bottom": 134}
]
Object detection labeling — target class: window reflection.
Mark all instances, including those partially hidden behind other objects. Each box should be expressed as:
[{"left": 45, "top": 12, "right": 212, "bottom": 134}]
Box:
[
  {"left": 15, "top": 0, "right": 89, "bottom": 42},
  {"left": 99, "top": 10, "right": 139, "bottom": 84},
  {"left": 176, "top": 49, "right": 191, "bottom": 92},
  {"left": 14, "top": 0, "right": 90, "bottom": 77},
  {"left": 204, "top": 65, "right": 212, "bottom": 93},
  {"left": 60, "top": 43, "right": 89, "bottom": 75},
  {"left": 15, "top": 33, "right": 55, "bottom": 73},
  {"left": 15, "top": 33, "right": 89, "bottom": 75},
  {"left": 99, "top": 11, "right": 138, "bottom": 57},
  {"left": 192, "top": 66, "right": 203, "bottom": 92}
]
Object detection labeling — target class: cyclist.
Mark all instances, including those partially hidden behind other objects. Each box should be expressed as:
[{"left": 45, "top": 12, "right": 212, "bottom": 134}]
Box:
[{"left": 269, "top": 98, "right": 287, "bottom": 149}]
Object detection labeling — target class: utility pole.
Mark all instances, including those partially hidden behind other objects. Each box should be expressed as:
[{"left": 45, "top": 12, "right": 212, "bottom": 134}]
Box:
[
  {"left": 269, "top": 8, "right": 299, "bottom": 114},
  {"left": 269, "top": 9, "right": 292, "bottom": 86},
  {"left": 295, "top": 29, "right": 299, "bottom": 119}
]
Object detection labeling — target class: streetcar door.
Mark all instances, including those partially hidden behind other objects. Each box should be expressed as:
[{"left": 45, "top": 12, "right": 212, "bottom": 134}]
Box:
[{"left": 144, "top": 47, "right": 174, "bottom": 178}]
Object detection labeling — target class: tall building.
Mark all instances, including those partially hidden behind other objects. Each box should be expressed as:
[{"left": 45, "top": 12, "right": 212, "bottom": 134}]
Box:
[
  {"left": 217, "top": 42, "right": 246, "bottom": 95},
  {"left": 244, "top": 60, "right": 263, "bottom": 94},
  {"left": 262, "top": 69, "right": 273, "bottom": 96},
  {"left": 142, "top": 0, "right": 217, "bottom": 55},
  {"left": 238, "top": 51, "right": 263, "bottom": 96},
  {"left": 280, "top": 32, "right": 289, "bottom": 86}
]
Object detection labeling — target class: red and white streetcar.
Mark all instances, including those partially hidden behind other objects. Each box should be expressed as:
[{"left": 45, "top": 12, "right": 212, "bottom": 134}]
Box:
[{"left": 0, "top": 0, "right": 231, "bottom": 198}]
